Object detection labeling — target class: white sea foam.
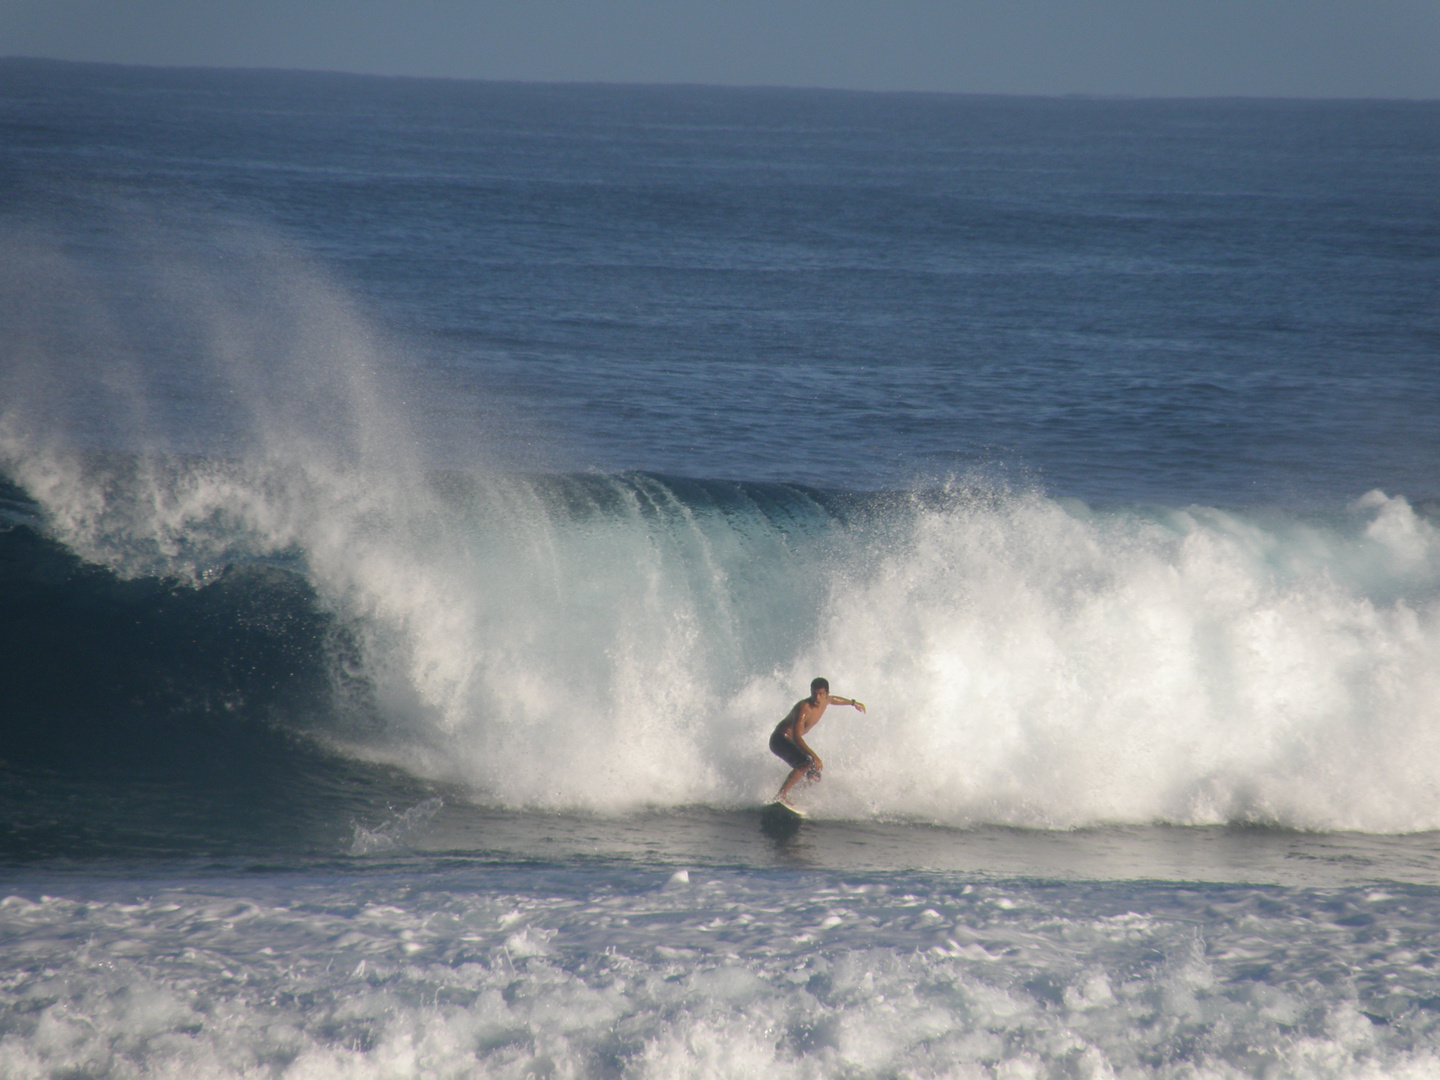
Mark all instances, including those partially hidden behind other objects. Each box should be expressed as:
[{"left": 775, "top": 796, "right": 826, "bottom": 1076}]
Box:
[
  {"left": 348, "top": 797, "right": 445, "bottom": 856},
  {"left": 795, "top": 489, "right": 1440, "bottom": 831},
  {"left": 4, "top": 870, "right": 1440, "bottom": 1079}
]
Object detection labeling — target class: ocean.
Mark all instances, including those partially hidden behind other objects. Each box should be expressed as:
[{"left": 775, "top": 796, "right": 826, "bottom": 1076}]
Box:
[{"left": 2, "top": 57, "right": 1439, "bottom": 1078}]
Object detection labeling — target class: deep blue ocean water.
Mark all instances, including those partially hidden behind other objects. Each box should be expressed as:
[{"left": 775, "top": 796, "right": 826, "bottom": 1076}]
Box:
[{"left": 2, "top": 58, "right": 1440, "bottom": 1077}]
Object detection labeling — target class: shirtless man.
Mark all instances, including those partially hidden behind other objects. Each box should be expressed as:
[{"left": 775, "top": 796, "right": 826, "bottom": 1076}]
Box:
[{"left": 770, "top": 677, "right": 866, "bottom": 805}]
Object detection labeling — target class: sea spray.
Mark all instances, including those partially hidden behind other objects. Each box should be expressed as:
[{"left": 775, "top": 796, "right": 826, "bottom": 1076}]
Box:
[
  {"left": 349, "top": 797, "right": 445, "bottom": 856},
  {"left": 788, "top": 488, "right": 1440, "bottom": 831}
]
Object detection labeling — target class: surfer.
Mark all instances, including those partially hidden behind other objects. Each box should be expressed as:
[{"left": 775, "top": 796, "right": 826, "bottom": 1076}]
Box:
[{"left": 770, "top": 677, "right": 866, "bottom": 805}]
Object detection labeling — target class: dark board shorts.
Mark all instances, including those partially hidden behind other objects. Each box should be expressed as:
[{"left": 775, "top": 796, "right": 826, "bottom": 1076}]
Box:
[{"left": 769, "top": 728, "right": 813, "bottom": 771}]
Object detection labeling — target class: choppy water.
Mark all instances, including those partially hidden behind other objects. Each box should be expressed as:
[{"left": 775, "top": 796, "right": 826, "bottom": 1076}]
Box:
[
  {"left": 2, "top": 58, "right": 1439, "bottom": 1078},
  {"left": 12, "top": 862, "right": 1440, "bottom": 1079}
]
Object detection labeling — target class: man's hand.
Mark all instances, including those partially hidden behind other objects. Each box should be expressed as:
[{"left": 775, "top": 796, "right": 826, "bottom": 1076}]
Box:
[{"left": 852, "top": 700, "right": 866, "bottom": 714}]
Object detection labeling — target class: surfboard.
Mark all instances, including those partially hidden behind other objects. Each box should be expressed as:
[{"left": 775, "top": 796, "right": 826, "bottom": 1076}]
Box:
[{"left": 762, "top": 799, "right": 808, "bottom": 819}]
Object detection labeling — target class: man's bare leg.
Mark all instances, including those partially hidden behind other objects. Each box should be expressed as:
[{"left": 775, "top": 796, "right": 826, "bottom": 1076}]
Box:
[{"left": 775, "top": 764, "right": 819, "bottom": 804}]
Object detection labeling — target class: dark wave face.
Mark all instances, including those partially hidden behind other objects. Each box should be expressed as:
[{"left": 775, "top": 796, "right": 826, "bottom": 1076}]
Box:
[{"left": 0, "top": 495, "right": 430, "bottom": 860}]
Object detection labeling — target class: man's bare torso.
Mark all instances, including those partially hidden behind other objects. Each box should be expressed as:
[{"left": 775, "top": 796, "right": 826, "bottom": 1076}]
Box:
[{"left": 774, "top": 696, "right": 826, "bottom": 742}]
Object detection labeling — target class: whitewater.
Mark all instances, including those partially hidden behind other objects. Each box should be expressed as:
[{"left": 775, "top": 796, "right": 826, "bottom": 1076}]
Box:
[
  {"left": 3, "top": 61, "right": 1440, "bottom": 1078},
  {"left": 5, "top": 439, "right": 1440, "bottom": 832}
]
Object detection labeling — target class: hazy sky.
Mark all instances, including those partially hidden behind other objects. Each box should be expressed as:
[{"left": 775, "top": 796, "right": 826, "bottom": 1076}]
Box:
[{"left": 3, "top": 0, "right": 1438, "bottom": 98}]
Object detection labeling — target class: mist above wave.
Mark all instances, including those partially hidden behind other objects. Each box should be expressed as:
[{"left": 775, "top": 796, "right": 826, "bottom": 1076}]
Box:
[{"left": 3, "top": 223, "right": 1439, "bottom": 833}]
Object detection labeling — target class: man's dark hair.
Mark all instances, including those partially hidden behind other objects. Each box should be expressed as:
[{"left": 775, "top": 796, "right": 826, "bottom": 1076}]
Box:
[{"left": 810, "top": 677, "right": 829, "bottom": 694}]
